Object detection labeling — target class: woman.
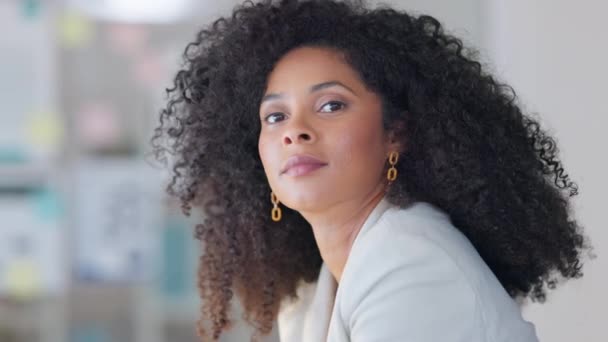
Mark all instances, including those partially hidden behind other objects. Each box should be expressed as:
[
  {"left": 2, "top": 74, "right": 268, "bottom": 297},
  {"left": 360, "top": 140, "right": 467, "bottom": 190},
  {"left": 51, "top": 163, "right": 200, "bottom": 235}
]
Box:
[{"left": 151, "top": 0, "right": 591, "bottom": 341}]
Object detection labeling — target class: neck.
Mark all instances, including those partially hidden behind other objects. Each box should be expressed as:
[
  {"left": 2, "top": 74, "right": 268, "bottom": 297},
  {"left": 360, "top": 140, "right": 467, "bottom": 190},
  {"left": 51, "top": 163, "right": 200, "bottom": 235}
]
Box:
[{"left": 300, "top": 183, "right": 387, "bottom": 283}]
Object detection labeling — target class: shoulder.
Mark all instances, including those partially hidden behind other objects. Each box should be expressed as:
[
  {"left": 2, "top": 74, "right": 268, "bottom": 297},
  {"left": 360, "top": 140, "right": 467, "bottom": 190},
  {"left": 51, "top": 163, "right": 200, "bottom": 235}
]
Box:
[
  {"left": 343, "top": 201, "right": 506, "bottom": 297},
  {"left": 340, "top": 201, "right": 487, "bottom": 299},
  {"left": 332, "top": 201, "right": 539, "bottom": 341},
  {"left": 337, "top": 201, "right": 482, "bottom": 320}
]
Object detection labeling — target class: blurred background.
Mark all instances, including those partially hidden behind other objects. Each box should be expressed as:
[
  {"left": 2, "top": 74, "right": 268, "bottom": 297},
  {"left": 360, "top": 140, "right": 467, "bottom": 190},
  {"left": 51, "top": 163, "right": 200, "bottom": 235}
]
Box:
[{"left": 0, "top": 0, "right": 605, "bottom": 341}]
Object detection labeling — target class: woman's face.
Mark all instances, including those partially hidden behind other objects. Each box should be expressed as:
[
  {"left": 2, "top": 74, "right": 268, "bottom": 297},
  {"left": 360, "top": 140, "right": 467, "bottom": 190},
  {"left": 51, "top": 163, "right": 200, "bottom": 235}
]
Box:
[{"left": 258, "top": 46, "right": 395, "bottom": 214}]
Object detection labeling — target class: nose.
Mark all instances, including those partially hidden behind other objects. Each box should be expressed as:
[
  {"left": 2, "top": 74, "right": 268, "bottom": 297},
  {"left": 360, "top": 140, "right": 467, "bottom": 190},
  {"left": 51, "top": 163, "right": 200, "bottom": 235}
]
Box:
[{"left": 282, "top": 117, "right": 316, "bottom": 146}]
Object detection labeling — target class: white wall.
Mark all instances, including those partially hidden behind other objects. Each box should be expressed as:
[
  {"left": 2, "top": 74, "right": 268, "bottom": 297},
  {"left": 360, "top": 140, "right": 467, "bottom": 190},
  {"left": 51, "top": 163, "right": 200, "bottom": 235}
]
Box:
[
  {"left": 372, "top": 0, "right": 481, "bottom": 47},
  {"left": 480, "top": 1, "right": 607, "bottom": 342},
  {"left": 377, "top": 1, "right": 606, "bottom": 341}
]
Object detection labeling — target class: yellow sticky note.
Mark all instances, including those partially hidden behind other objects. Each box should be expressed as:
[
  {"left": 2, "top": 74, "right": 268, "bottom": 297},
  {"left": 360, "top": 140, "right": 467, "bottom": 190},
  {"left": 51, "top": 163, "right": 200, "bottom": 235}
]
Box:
[
  {"left": 25, "top": 111, "right": 63, "bottom": 148},
  {"left": 6, "top": 259, "right": 41, "bottom": 299},
  {"left": 59, "top": 10, "right": 94, "bottom": 48}
]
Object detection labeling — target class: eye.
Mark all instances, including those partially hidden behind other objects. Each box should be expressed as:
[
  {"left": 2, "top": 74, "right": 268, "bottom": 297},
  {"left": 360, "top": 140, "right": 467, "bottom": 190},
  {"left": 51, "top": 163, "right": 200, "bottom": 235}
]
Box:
[
  {"left": 264, "top": 112, "right": 287, "bottom": 124},
  {"left": 319, "top": 101, "right": 346, "bottom": 113}
]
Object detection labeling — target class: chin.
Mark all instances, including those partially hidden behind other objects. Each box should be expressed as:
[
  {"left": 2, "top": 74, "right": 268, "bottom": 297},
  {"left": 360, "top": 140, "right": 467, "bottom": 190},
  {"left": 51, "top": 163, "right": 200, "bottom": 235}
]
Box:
[{"left": 282, "top": 191, "right": 330, "bottom": 213}]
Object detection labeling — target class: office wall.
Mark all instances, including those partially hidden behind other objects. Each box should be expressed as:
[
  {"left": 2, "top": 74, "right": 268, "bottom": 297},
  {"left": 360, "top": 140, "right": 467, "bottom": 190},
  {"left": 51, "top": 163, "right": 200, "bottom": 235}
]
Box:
[{"left": 480, "top": 1, "right": 607, "bottom": 341}]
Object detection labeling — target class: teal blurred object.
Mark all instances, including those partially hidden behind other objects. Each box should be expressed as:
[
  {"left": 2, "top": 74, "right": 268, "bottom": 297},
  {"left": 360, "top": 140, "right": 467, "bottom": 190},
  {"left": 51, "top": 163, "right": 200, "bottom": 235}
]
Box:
[
  {"left": 21, "top": 0, "right": 41, "bottom": 19},
  {"left": 70, "top": 324, "right": 110, "bottom": 342},
  {"left": 31, "top": 187, "right": 63, "bottom": 221},
  {"left": 161, "top": 217, "right": 192, "bottom": 297},
  {"left": 0, "top": 148, "right": 27, "bottom": 164}
]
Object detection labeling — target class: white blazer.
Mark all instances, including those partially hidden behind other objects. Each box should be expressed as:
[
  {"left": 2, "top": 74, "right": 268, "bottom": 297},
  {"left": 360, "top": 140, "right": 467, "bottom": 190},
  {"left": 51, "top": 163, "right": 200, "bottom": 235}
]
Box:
[{"left": 273, "top": 198, "right": 539, "bottom": 342}]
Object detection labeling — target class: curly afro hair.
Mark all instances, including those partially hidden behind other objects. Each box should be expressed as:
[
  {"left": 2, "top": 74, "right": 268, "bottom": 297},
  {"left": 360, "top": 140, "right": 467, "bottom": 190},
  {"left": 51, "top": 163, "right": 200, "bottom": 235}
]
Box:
[{"left": 151, "top": 0, "right": 592, "bottom": 340}]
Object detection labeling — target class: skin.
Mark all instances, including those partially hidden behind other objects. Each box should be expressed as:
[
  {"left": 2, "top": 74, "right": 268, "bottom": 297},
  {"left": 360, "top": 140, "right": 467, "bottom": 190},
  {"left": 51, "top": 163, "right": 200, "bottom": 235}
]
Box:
[{"left": 258, "top": 46, "right": 401, "bottom": 282}]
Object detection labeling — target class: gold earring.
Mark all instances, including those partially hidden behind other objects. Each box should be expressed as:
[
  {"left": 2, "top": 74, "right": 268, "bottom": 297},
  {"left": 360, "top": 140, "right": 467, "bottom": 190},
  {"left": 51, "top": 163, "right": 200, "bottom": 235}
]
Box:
[
  {"left": 271, "top": 192, "right": 282, "bottom": 222},
  {"left": 387, "top": 151, "right": 399, "bottom": 182}
]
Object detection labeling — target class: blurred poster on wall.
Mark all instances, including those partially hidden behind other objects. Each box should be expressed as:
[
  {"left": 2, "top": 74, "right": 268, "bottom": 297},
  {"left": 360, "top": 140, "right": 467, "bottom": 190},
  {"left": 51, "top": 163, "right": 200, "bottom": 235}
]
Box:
[
  {"left": 73, "top": 158, "right": 163, "bottom": 283},
  {"left": 0, "top": 188, "right": 66, "bottom": 298},
  {"left": 0, "top": 0, "right": 62, "bottom": 164}
]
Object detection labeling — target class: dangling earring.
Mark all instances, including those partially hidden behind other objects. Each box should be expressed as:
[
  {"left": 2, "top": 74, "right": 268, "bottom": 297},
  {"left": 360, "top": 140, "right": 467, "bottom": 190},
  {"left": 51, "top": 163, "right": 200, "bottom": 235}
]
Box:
[
  {"left": 270, "top": 192, "right": 282, "bottom": 222},
  {"left": 387, "top": 151, "right": 399, "bottom": 182}
]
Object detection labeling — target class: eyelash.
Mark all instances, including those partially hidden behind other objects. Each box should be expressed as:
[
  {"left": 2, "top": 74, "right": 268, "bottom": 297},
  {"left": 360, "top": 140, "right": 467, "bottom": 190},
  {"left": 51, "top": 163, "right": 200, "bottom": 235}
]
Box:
[{"left": 263, "top": 100, "right": 347, "bottom": 124}]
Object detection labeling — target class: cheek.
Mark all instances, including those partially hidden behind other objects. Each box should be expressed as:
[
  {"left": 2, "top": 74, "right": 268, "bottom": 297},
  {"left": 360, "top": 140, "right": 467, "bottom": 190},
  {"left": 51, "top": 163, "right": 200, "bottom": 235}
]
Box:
[
  {"left": 333, "top": 134, "right": 356, "bottom": 167},
  {"left": 258, "top": 134, "right": 278, "bottom": 178},
  {"left": 333, "top": 121, "right": 385, "bottom": 168},
  {"left": 258, "top": 136, "right": 270, "bottom": 168}
]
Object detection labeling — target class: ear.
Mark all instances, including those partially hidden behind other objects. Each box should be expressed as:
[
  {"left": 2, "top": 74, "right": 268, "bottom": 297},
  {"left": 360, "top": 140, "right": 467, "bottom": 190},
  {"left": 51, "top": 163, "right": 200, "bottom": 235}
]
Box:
[{"left": 386, "top": 118, "right": 407, "bottom": 154}]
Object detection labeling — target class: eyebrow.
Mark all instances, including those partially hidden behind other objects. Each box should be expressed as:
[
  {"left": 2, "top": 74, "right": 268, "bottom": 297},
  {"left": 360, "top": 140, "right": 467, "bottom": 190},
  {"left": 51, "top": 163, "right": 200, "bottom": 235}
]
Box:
[{"left": 260, "top": 80, "right": 357, "bottom": 104}]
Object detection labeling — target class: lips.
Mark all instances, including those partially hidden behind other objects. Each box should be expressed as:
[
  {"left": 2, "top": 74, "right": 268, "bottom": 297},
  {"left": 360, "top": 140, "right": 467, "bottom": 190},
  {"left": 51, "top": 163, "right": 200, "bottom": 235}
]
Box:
[{"left": 281, "top": 154, "right": 328, "bottom": 176}]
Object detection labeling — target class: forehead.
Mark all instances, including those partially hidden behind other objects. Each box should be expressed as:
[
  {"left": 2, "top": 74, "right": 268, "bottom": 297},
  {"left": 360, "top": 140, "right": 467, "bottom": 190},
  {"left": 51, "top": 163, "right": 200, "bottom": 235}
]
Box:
[{"left": 265, "top": 46, "right": 365, "bottom": 92}]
